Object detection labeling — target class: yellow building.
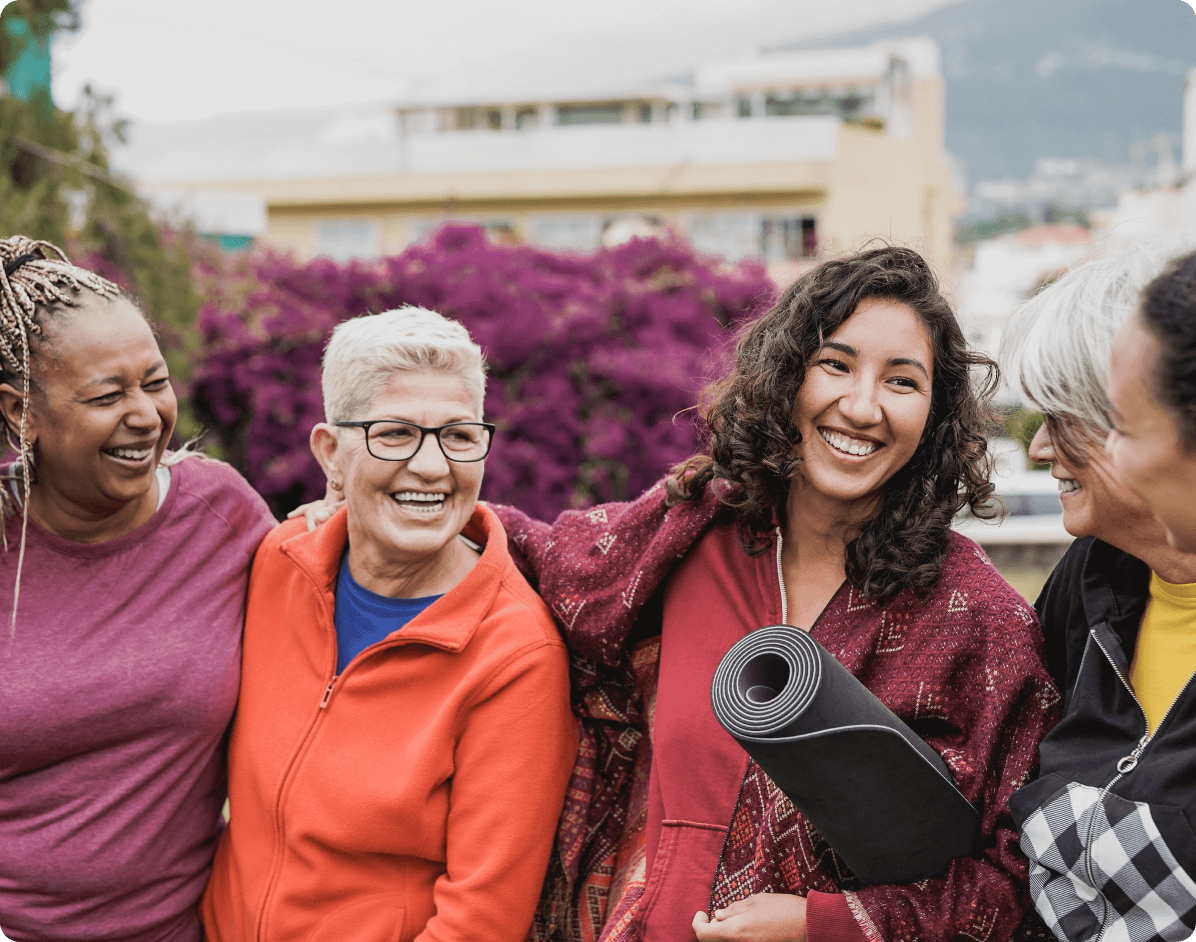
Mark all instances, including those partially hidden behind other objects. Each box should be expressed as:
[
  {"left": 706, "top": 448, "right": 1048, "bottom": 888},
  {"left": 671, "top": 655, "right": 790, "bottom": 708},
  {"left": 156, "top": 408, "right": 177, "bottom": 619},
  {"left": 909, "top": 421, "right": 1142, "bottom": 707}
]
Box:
[{"left": 124, "top": 37, "right": 961, "bottom": 276}]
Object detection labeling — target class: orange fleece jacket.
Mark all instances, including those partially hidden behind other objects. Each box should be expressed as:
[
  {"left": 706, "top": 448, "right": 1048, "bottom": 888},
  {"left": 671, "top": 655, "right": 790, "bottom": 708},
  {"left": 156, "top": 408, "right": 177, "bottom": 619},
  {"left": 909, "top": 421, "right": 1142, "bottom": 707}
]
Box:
[{"left": 202, "top": 504, "right": 576, "bottom": 942}]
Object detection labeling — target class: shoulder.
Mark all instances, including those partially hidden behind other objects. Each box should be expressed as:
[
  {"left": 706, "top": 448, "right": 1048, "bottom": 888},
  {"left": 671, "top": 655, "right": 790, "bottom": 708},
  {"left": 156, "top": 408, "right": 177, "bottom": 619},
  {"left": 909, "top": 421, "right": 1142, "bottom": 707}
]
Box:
[
  {"left": 492, "top": 566, "right": 567, "bottom": 652},
  {"left": 168, "top": 454, "right": 276, "bottom": 548},
  {"left": 928, "top": 532, "right": 1042, "bottom": 648},
  {"left": 254, "top": 513, "right": 305, "bottom": 560}
]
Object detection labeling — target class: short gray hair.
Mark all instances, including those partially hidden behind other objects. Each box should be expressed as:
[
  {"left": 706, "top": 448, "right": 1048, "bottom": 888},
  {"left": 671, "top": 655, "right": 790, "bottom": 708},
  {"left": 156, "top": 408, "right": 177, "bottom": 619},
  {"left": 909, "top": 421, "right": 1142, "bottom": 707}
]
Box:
[
  {"left": 321, "top": 307, "right": 486, "bottom": 424},
  {"left": 1001, "top": 240, "right": 1194, "bottom": 446}
]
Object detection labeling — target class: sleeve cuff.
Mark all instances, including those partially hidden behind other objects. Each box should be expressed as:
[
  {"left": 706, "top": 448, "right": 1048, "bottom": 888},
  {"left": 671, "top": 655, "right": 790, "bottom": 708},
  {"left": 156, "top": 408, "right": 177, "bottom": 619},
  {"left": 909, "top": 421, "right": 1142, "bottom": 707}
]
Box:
[{"left": 806, "top": 891, "right": 868, "bottom": 942}]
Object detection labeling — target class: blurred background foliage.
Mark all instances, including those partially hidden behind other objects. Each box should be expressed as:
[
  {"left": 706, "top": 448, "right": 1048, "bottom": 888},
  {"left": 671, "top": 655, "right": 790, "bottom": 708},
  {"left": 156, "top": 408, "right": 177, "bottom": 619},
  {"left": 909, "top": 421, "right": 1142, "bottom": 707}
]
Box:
[
  {"left": 1, "top": 0, "right": 200, "bottom": 429},
  {"left": 191, "top": 225, "right": 775, "bottom": 519}
]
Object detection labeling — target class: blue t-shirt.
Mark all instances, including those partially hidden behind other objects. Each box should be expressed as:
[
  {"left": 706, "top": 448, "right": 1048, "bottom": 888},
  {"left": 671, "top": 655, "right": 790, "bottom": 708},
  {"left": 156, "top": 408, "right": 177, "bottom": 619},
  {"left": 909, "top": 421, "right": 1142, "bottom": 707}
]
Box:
[{"left": 334, "top": 554, "right": 442, "bottom": 673}]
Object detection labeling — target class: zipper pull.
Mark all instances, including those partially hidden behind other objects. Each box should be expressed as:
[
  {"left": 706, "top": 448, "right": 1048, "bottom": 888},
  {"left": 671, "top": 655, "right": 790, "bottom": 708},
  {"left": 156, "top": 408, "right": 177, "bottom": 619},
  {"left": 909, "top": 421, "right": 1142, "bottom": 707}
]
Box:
[
  {"left": 1117, "top": 734, "right": 1150, "bottom": 774},
  {"left": 319, "top": 675, "right": 338, "bottom": 709}
]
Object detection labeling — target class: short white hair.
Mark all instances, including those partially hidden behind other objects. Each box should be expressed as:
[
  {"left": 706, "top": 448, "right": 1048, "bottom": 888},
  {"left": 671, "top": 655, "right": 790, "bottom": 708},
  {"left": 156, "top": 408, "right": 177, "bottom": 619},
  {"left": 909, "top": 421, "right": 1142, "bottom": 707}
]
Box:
[
  {"left": 321, "top": 307, "right": 486, "bottom": 424},
  {"left": 1001, "top": 239, "right": 1196, "bottom": 437}
]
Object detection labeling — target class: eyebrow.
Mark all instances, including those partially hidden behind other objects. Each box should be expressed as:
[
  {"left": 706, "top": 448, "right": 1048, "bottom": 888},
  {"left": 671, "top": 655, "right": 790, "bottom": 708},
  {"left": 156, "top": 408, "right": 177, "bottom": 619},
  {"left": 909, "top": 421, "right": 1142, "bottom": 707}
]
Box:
[
  {"left": 821, "top": 342, "right": 930, "bottom": 378},
  {"left": 80, "top": 361, "right": 168, "bottom": 392}
]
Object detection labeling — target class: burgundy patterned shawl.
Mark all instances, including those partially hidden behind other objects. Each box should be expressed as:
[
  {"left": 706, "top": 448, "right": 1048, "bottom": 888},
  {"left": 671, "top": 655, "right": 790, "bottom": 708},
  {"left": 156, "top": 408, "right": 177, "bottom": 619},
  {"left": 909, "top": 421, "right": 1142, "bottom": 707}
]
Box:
[{"left": 492, "top": 480, "right": 1060, "bottom": 942}]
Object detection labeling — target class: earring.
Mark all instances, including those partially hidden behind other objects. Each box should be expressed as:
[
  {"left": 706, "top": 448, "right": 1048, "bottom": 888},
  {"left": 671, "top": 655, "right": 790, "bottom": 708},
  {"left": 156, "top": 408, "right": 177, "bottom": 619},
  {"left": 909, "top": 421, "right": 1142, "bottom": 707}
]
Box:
[{"left": 329, "top": 479, "right": 342, "bottom": 491}]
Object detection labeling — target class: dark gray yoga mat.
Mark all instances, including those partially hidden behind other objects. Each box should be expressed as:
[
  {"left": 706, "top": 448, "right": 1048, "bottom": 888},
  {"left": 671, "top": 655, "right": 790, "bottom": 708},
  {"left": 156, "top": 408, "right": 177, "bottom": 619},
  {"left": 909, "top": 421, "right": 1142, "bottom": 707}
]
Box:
[{"left": 710, "top": 624, "right": 980, "bottom": 886}]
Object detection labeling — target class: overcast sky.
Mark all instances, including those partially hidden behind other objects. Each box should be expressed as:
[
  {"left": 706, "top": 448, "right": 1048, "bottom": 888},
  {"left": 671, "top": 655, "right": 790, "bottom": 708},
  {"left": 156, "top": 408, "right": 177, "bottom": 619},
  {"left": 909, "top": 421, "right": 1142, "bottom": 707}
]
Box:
[{"left": 35, "top": 0, "right": 964, "bottom": 123}]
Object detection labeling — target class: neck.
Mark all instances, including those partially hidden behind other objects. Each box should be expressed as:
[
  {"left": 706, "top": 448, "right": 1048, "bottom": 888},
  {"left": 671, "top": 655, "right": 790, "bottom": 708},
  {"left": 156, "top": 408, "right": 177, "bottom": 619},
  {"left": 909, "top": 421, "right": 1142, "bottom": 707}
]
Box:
[
  {"left": 1099, "top": 513, "right": 1196, "bottom": 585},
  {"left": 347, "top": 535, "right": 475, "bottom": 599},
  {"left": 25, "top": 475, "right": 159, "bottom": 544},
  {"left": 1124, "top": 535, "right": 1196, "bottom": 585},
  {"left": 783, "top": 476, "right": 877, "bottom": 560}
]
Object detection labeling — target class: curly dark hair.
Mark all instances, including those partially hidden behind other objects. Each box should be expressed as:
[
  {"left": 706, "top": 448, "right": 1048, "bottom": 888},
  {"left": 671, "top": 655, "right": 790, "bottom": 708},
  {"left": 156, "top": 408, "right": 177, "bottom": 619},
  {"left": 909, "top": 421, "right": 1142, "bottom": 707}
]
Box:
[
  {"left": 1139, "top": 250, "right": 1196, "bottom": 446},
  {"left": 668, "top": 245, "right": 998, "bottom": 606}
]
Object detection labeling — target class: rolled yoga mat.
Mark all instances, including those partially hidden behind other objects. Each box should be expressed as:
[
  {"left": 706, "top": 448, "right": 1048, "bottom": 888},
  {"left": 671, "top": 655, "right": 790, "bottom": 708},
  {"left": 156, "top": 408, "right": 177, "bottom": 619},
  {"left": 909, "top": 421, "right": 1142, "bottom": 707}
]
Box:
[{"left": 710, "top": 624, "right": 980, "bottom": 886}]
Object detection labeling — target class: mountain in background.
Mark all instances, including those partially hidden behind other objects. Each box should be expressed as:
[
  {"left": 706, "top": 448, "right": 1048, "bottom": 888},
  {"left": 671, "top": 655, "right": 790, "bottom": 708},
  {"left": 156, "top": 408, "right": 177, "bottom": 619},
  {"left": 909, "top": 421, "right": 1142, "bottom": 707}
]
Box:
[{"left": 780, "top": 0, "right": 1195, "bottom": 186}]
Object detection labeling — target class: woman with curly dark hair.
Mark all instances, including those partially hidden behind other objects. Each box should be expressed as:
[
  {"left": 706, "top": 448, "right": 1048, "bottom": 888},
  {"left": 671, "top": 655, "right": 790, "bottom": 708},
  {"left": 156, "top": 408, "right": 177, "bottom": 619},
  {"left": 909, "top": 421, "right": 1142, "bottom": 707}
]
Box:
[{"left": 485, "top": 245, "right": 1058, "bottom": 942}]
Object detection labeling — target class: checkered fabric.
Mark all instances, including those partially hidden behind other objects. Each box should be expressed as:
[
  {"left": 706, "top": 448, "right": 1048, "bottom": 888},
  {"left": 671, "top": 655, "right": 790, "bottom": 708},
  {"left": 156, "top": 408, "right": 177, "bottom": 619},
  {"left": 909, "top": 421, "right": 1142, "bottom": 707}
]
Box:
[{"left": 1020, "top": 781, "right": 1196, "bottom": 942}]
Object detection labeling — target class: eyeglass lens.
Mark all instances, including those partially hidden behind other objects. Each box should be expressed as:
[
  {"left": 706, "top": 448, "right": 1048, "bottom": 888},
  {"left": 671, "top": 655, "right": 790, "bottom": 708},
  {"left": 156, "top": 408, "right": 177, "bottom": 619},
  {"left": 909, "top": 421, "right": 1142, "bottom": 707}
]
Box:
[{"left": 366, "top": 422, "right": 490, "bottom": 461}]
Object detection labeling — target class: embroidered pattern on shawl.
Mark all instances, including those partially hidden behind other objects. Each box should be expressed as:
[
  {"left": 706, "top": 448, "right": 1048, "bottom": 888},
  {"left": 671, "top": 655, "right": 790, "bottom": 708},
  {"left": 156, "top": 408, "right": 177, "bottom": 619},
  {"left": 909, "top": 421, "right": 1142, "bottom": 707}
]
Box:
[{"left": 493, "top": 484, "right": 1061, "bottom": 942}]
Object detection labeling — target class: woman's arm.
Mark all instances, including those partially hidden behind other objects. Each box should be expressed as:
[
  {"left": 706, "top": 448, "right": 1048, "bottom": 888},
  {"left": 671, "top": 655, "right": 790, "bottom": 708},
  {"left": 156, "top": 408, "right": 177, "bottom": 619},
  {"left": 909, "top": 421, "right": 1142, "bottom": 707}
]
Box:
[{"left": 413, "top": 641, "right": 577, "bottom": 942}]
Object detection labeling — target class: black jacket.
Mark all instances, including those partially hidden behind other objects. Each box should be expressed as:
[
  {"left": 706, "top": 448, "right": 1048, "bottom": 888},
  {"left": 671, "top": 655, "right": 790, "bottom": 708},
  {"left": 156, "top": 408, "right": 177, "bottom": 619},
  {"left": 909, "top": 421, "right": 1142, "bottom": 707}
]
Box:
[{"left": 1009, "top": 537, "right": 1196, "bottom": 942}]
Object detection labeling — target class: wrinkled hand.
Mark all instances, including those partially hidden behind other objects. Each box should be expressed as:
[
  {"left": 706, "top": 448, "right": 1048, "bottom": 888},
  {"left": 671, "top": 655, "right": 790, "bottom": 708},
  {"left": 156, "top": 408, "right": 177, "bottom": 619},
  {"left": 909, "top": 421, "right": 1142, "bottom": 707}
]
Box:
[
  {"left": 286, "top": 494, "right": 346, "bottom": 531},
  {"left": 692, "top": 893, "right": 807, "bottom": 942}
]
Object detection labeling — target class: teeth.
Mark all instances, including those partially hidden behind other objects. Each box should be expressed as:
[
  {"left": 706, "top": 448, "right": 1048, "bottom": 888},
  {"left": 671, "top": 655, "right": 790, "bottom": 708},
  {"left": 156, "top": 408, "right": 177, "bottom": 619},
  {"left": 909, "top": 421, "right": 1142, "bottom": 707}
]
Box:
[
  {"left": 107, "top": 448, "right": 151, "bottom": 460},
  {"left": 1059, "top": 479, "right": 1081, "bottom": 493},
  {"left": 392, "top": 492, "right": 447, "bottom": 511},
  {"left": 818, "top": 429, "right": 878, "bottom": 457}
]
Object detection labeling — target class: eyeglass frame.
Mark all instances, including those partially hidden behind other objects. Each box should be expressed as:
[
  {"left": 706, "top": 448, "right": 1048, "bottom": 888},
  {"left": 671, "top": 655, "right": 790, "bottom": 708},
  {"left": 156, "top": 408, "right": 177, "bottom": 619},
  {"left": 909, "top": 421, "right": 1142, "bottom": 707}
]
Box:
[{"left": 335, "top": 419, "right": 497, "bottom": 463}]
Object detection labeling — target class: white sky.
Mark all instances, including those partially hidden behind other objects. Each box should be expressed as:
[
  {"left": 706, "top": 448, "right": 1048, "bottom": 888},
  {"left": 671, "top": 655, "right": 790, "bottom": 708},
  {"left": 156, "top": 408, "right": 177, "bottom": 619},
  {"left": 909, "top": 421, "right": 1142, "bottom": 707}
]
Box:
[{"left": 38, "top": 0, "right": 962, "bottom": 122}]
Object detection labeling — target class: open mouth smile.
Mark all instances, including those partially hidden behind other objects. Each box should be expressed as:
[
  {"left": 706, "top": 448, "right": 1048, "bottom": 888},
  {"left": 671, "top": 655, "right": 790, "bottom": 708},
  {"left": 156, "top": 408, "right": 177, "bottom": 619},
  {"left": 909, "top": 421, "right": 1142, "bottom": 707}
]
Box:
[
  {"left": 102, "top": 446, "right": 155, "bottom": 464},
  {"left": 391, "top": 491, "right": 448, "bottom": 513},
  {"left": 819, "top": 428, "right": 881, "bottom": 457},
  {"left": 1058, "top": 478, "right": 1081, "bottom": 494}
]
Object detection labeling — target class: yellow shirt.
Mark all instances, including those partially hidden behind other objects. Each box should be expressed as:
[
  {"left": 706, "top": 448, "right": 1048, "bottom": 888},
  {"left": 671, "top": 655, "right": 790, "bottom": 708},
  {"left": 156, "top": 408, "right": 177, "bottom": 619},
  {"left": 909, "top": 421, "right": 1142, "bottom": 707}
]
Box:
[{"left": 1130, "top": 573, "right": 1196, "bottom": 734}]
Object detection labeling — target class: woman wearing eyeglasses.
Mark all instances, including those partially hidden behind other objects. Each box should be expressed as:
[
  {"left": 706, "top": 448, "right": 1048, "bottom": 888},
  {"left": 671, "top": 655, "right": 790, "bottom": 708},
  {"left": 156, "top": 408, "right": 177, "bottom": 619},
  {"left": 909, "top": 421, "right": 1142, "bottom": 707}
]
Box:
[{"left": 201, "top": 307, "right": 577, "bottom": 942}]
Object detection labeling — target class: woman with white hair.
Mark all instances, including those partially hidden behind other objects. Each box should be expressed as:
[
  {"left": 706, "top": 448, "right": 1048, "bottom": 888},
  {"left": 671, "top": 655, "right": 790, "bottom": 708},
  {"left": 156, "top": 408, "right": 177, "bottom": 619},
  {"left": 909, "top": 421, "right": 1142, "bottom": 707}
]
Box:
[
  {"left": 201, "top": 307, "right": 577, "bottom": 942},
  {"left": 1001, "top": 244, "right": 1196, "bottom": 942}
]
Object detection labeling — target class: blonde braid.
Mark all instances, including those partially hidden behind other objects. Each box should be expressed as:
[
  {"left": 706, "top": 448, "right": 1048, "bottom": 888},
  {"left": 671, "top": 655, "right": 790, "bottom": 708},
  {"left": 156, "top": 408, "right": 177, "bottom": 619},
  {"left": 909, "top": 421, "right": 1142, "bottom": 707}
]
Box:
[{"left": 0, "top": 237, "right": 121, "bottom": 637}]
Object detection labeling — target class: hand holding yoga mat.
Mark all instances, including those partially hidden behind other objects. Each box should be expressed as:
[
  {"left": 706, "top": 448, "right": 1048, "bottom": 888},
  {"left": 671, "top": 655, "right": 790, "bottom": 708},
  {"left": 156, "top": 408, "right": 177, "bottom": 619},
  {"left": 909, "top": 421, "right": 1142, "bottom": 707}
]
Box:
[{"left": 710, "top": 625, "right": 980, "bottom": 886}]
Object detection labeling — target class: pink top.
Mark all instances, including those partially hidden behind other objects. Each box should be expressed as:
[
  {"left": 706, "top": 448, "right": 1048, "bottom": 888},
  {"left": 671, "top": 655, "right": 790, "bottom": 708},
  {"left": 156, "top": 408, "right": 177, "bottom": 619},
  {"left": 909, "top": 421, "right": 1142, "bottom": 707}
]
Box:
[{"left": 0, "top": 457, "right": 275, "bottom": 942}]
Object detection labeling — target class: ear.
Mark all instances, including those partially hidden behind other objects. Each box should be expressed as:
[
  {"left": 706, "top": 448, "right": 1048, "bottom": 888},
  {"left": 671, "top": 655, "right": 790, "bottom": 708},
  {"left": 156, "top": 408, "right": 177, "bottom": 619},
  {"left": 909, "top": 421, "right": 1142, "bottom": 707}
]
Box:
[
  {"left": 310, "top": 424, "right": 344, "bottom": 492},
  {"left": 0, "top": 382, "right": 36, "bottom": 447}
]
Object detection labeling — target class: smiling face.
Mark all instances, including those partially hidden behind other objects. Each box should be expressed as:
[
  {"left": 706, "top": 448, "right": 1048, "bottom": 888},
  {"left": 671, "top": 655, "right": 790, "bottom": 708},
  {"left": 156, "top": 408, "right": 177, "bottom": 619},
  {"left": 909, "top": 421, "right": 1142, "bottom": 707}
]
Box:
[
  {"left": 1107, "top": 315, "right": 1196, "bottom": 553},
  {"left": 1027, "top": 419, "right": 1160, "bottom": 543},
  {"left": 316, "top": 368, "right": 485, "bottom": 572},
  {"left": 791, "top": 297, "right": 934, "bottom": 519},
  {"left": 6, "top": 295, "right": 177, "bottom": 526}
]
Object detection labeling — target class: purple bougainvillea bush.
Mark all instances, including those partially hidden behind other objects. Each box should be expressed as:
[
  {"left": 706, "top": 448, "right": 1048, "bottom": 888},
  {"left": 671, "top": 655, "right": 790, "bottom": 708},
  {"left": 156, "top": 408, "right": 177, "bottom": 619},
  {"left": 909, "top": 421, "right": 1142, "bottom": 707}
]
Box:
[{"left": 191, "top": 224, "right": 776, "bottom": 520}]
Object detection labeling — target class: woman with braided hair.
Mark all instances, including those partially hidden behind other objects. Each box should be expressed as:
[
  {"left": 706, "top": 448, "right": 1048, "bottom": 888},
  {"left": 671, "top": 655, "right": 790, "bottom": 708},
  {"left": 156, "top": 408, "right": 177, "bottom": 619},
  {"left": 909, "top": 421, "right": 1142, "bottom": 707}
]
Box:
[{"left": 0, "top": 237, "right": 276, "bottom": 942}]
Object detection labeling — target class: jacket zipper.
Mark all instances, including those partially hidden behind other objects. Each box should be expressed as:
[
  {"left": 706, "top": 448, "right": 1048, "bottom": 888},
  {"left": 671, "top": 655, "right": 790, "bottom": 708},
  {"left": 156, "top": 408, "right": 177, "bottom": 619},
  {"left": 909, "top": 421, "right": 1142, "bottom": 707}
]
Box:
[
  {"left": 253, "top": 602, "right": 372, "bottom": 939},
  {"left": 255, "top": 621, "right": 425, "bottom": 940},
  {"left": 776, "top": 528, "right": 789, "bottom": 626},
  {"left": 1082, "top": 630, "right": 1196, "bottom": 939}
]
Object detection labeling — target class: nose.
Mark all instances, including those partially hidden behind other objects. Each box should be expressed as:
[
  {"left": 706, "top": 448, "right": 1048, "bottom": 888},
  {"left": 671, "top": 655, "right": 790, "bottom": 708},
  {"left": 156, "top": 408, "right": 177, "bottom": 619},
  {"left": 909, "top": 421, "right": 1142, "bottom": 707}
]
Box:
[
  {"left": 124, "top": 387, "right": 162, "bottom": 432},
  {"left": 838, "top": 374, "right": 882, "bottom": 428},
  {"left": 406, "top": 429, "right": 451, "bottom": 478},
  {"left": 1028, "top": 422, "right": 1054, "bottom": 464}
]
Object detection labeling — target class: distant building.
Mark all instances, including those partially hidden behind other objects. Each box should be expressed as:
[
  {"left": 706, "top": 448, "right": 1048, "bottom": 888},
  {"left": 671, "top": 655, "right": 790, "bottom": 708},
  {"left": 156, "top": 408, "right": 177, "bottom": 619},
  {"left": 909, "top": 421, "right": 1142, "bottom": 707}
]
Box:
[
  {"left": 956, "top": 223, "right": 1094, "bottom": 376},
  {"left": 119, "top": 38, "right": 961, "bottom": 275},
  {"left": 1096, "top": 67, "right": 1196, "bottom": 243}
]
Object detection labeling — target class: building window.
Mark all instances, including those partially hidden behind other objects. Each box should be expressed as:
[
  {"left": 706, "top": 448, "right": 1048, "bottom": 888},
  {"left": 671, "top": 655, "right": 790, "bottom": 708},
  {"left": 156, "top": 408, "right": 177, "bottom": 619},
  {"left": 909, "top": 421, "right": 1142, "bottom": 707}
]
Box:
[
  {"left": 686, "top": 212, "right": 764, "bottom": 262},
  {"left": 516, "top": 107, "right": 539, "bottom": 129},
  {"left": 639, "top": 103, "right": 653, "bottom": 123},
  {"left": 556, "top": 102, "right": 626, "bottom": 126},
  {"left": 526, "top": 214, "right": 605, "bottom": 252},
  {"left": 764, "top": 88, "right": 876, "bottom": 122},
  {"left": 761, "top": 216, "right": 817, "bottom": 261},
  {"left": 314, "top": 220, "right": 380, "bottom": 262}
]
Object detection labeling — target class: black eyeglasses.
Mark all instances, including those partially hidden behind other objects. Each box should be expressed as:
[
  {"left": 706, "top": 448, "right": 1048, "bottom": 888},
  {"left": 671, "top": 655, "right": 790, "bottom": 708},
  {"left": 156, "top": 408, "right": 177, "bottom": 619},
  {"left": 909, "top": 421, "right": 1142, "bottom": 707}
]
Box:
[{"left": 335, "top": 420, "right": 495, "bottom": 463}]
